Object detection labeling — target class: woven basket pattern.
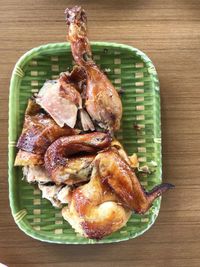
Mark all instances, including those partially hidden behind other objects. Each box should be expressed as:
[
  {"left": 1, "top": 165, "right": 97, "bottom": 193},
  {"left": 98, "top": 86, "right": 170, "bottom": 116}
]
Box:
[{"left": 9, "top": 42, "right": 161, "bottom": 244}]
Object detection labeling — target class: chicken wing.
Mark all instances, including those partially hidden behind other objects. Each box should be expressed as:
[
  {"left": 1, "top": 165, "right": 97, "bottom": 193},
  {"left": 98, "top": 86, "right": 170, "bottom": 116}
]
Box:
[
  {"left": 65, "top": 6, "right": 122, "bottom": 132},
  {"left": 44, "top": 132, "right": 111, "bottom": 184},
  {"left": 63, "top": 147, "right": 173, "bottom": 239},
  {"left": 96, "top": 148, "right": 174, "bottom": 214}
]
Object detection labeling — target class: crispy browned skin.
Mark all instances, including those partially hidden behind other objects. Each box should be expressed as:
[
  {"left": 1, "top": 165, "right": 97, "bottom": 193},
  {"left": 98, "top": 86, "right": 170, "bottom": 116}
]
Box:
[
  {"left": 62, "top": 166, "right": 131, "bottom": 239},
  {"left": 17, "top": 100, "right": 78, "bottom": 156},
  {"left": 96, "top": 148, "right": 174, "bottom": 214},
  {"left": 65, "top": 6, "right": 122, "bottom": 132},
  {"left": 63, "top": 147, "right": 173, "bottom": 239},
  {"left": 45, "top": 138, "right": 131, "bottom": 185},
  {"left": 44, "top": 132, "right": 112, "bottom": 182}
]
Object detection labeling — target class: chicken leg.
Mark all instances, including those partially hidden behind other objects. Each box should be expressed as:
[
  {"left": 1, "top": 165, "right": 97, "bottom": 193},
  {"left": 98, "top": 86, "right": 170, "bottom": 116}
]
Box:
[{"left": 65, "top": 6, "right": 122, "bottom": 132}]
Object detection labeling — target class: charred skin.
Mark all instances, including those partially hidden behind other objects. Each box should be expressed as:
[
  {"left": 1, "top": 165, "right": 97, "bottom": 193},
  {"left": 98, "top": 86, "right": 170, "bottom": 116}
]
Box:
[
  {"left": 96, "top": 148, "right": 174, "bottom": 214},
  {"left": 65, "top": 6, "right": 122, "bottom": 132},
  {"left": 44, "top": 132, "right": 112, "bottom": 177}
]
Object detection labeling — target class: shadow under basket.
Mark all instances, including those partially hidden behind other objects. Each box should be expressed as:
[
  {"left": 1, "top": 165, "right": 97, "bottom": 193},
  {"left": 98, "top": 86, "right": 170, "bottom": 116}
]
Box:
[{"left": 9, "top": 42, "right": 162, "bottom": 244}]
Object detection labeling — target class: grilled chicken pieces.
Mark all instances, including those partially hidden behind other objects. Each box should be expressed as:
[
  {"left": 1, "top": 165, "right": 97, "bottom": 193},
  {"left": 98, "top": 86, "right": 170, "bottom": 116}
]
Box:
[
  {"left": 15, "top": 99, "right": 78, "bottom": 166},
  {"left": 62, "top": 165, "right": 131, "bottom": 239},
  {"left": 95, "top": 148, "right": 174, "bottom": 214},
  {"left": 36, "top": 66, "right": 94, "bottom": 131},
  {"left": 63, "top": 148, "right": 173, "bottom": 239},
  {"left": 14, "top": 5, "right": 174, "bottom": 240},
  {"left": 60, "top": 68, "right": 95, "bottom": 131},
  {"left": 65, "top": 6, "right": 123, "bottom": 132},
  {"left": 44, "top": 132, "right": 111, "bottom": 184}
]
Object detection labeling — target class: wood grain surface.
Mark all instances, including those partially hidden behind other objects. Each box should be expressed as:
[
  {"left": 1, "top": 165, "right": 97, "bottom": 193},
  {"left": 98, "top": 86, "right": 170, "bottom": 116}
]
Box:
[{"left": 1, "top": 0, "right": 200, "bottom": 266}]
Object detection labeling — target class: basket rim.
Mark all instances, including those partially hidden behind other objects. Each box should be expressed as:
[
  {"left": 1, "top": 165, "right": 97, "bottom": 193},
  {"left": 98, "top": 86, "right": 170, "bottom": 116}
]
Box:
[{"left": 8, "top": 41, "right": 161, "bottom": 244}]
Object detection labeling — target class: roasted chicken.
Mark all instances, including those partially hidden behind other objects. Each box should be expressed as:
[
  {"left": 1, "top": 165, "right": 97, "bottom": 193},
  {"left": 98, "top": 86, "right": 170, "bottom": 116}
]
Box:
[
  {"left": 65, "top": 6, "right": 123, "bottom": 132},
  {"left": 16, "top": 99, "right": 77, "bottom": 161},
  {"left": 22, "top": 165, "right": 73, "bottom": 208},
  {"left": 17, "top": 112, "right": 76, "bottom": 155},
  {"left": 62, "top": 147, "right": 173, "bottom": 238},
  {"left": 44, "top": 132, "right": 111, "bottom": 184},
  {"left": 36, "top": 66, "right": 94, "bottom": 131},
  {"left": 62, "top": 165, "right": 131, "bottom": 239},
  {"left": 14, "top": 5, "right": 174, "bottom": 240},
  {"left": 23, "top": 165, "right": 52, "bottom": 184},
  {"left": 95, "top": 148, "right": 174, "bottom": 214},
  {"left": 38, "top": 183, "right": 71, "bottom": 208}
]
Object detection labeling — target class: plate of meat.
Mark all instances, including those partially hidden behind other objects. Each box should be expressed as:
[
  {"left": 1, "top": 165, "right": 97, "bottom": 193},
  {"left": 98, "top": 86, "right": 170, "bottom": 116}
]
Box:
[{"left": 8, "top": 6, "right": 174, "bottom": 244}]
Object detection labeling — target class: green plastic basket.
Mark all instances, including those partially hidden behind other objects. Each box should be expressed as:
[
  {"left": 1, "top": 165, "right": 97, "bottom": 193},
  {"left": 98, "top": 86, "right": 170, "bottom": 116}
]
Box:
[{"left": 9, "top": 42, "right": 162, "bottom": 244}]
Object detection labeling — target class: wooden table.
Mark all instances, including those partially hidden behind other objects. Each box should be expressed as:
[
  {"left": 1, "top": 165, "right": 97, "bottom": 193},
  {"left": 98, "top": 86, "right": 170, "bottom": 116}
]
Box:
[{"left": 1, "top": 1, "right": 199, "bottom": 266}]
